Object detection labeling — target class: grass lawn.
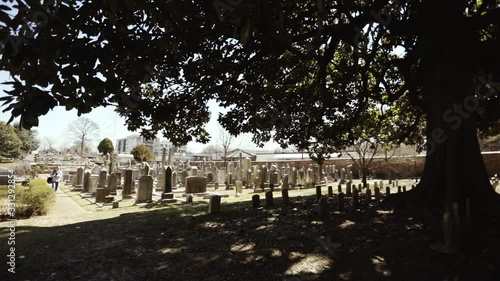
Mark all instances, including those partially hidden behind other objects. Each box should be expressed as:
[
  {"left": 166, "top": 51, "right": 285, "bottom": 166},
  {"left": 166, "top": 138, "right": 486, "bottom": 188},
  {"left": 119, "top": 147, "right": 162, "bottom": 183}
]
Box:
[{"left": 1, "top": 187, "right": 499, "bottom": 281}]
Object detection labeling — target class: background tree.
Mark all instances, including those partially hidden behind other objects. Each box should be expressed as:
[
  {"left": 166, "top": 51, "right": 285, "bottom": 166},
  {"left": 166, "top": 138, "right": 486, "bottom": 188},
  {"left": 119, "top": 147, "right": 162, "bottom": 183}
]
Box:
[
  {"left": 13, "top": 122, "right": 40, "bottom": 154},
  {"left": 130, "top": 145, "right": 152, "bottom": 163},
  {"left": 202, "top": 144, "right": 221, "bottom": 160},
  {"left": 0, "top": 122, "right": 22, "bottom": 160},
  {"left": 67, "top": 117, "right": 100, "bottom": 156},
  {"left": 98, "top": 138, "right": 114, "bottom": 172},
  {"left": 217, "top": 126, "right": 236, "bottom": 172}
]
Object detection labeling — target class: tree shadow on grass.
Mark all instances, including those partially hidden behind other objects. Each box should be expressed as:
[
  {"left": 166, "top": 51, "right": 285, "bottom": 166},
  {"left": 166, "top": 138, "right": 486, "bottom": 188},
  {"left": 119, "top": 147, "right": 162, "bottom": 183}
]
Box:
[{"left": 0, "top": 193, "right": 499, "bottom": 281}]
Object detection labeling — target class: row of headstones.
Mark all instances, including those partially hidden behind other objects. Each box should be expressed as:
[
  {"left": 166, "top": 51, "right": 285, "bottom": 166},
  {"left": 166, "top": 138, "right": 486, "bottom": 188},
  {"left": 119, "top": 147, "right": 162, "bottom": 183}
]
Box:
[{"left": 248, "top": 183, "right": 413, "bottom": 210}]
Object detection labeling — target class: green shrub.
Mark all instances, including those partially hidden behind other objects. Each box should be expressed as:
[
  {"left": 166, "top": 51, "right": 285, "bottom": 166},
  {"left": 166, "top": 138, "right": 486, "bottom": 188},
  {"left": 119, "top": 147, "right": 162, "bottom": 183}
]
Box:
[{"left": 0, "top": 179, "right": 55, "bottom": 219}]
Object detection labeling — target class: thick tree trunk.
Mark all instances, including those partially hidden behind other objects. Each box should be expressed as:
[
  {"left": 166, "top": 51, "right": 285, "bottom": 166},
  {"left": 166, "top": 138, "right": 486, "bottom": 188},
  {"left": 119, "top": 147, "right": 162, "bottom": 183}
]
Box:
[{"left": 411, "top": 1, "right": 500, "bottom": 217}]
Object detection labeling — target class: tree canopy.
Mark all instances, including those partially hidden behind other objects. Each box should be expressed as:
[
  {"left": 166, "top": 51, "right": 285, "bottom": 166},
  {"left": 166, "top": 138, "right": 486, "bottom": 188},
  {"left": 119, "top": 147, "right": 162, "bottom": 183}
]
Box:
[
  {"left": 0, "top": 121, "right": 22, "bottom": 159},
  {"left": 130, "top": 144, "right": 152, "bottom": 163},
  {"left": 13, "top": 122, "right": 39, "bottom": 154},
  {"left": 1, "top": 1, "right": 500, "bottom": 211},
  {"left": 97, "top": 137, "right": 114, "bottom": 156}
]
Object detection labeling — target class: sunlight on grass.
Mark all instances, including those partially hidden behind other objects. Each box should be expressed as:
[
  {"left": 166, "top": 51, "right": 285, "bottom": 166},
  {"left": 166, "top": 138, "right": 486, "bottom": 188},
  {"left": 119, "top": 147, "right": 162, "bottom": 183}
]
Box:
[
  {"left": 371, "top": 255, "right": 392, "bottom": 277},
  {"left": 339, "top": 220, "right": 356, "bottom": 229},
  {"left": 159, "top": 247, "right": 183, "bottom": 255},
  {"left": 201, "top": 221, "right": 226, "bottom": 229},
  {"left": 230, "top": 242, "right": 256, "bottom": 252},
  {"left": 284, "top": 254, "right": 333, "bottom": 276}
]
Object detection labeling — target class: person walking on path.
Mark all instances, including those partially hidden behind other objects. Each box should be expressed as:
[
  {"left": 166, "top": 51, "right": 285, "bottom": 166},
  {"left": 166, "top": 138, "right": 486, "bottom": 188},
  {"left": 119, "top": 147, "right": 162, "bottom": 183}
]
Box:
[{"left": 50, "top": 167, "right": 63, "bottom": 192}]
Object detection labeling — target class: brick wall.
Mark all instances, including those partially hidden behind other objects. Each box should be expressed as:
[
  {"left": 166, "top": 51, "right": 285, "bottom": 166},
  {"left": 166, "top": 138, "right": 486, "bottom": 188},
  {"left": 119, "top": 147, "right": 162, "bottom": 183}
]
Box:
[{"left": 187, "top": 151, "right": 500, "bottom": 178}]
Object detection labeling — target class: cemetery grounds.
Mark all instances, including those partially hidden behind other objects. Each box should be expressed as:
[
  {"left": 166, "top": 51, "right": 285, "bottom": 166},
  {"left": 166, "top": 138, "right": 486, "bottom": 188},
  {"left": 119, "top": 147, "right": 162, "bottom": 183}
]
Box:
[{"left": 0, "top": 179, "right": 500, "bottom": 281}]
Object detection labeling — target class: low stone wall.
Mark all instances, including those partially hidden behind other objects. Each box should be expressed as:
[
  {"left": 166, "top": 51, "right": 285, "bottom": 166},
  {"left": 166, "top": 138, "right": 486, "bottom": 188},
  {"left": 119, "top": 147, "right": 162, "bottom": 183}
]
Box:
[{"left": 187, "top": 151, "right": 500, "bottom": 178}]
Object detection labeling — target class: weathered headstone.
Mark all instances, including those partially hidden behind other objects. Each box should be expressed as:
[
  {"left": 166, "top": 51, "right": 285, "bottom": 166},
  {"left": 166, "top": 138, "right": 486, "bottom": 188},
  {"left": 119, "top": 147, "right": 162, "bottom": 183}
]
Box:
[
  {"left": 353, "top": 189, "right": 359, "bottom": 207},
  {"left": 252, "top": 194, "right": 260, "bottom": 208},
  {"left": 385, "top": 186, "right": 390, "bottom": 196},
  {"left": 265, "top": 191, "right": 274, "bottom": 207},
  {"left": 136, "top": 175, "right": 153, "bottom": 203},
  {"left": 83, "top": 172, "right": 91, "bottom": 193},
  {"left": 316, "top": 186, "right": 322, "bottom": 199},
  {"left": 208, "top": 195, "right": 221, "bottom": 214},
  {"left": 98, "top": 170, "right": 107, "bottom": 188},
  {"left": 337, "top": 192, "right": 345, "bottom": 211},
  {"left": 328, "top": 186, "right": 333, "bottom": 197},
  {"left": 89, "top": 175, "right": 98, "bottom": 194},
  {"left": 95, "top": 188, "right": 106, "bottom": 203},
  {"left": 235, "top": 180, "right": 243, "bottom": 196},
  {"left": 365, "top": 188, "right": 371, "bottom": 202},
  {"left": 122, "top": 169, "right": 133, "bottom": 199},
  {"left": 74, "top": 167, "right": 84, "bottom": 189},
  {"left": 185, "top": 176, "right": 207, "bottom": 193},
  {"left": 282, "top": 189, "right": 290, "bottom": 205},
  {"left": 163, "top": 166, "right": 173, "bottom": 194},
  {"left": 374, "top": 187, "right": 381, "bottom": 200},
  {"left": 108, "top": 173, "right": 118, "bottom": 195}
]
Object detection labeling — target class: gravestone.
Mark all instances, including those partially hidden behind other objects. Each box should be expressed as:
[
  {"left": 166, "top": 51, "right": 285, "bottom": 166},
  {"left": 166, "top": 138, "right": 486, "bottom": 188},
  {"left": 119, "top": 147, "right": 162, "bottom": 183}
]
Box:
[
  {"left": 95, "top": 188, "right": 107, "bottom": 203},
  {"left": 353, "top": 189, "right": 359, "bottom": 206},
  {"left": 252, "top": 195, "right": 260, "bottom": 208},
  {"left": 74, "top": 167, "right": 84, "bottom": 189},
  {"left": 328, "top": 186, "right": 333, "bottom": 197},
  {"left": 365, "top": 188, "right": 371, "bottom": 202},
  {"left": 374, "top": 187, "right": 381, "bottom": 200},
  {"left": 340, "top": 168, "right": 346, "bottom": 184},
  {"left": 185, "top": 176, "right": 207, "bottom": 193},
  {"left": 235, "top": 180, "right": 243, "bottom": 196},
  {"left": 163, "top": 166, "right": 173, "bottom": 194},
  {"left": 98, "top": 170, "right": 107, "bottom": 188},
  {"left": 337, "top": 192, "right": 345, "bottom": 211},
  {"left": 265, "top": 191, "right": 274, "bottom": 207},
  {"left": 136, "top": 175, "right": 153, "bottom": 203},
  {"left": 282, "top": 189, "right": 290, "bottom": 205},
  {"left": 208, "top": 195, "right": 221, "bottom": 214},
  {"left": 115, "top": 172, "right": 122, "bottom": 189},
  {"left": 83, "top": 172, "right": 91, "bottom": 193},
  {"left": 254, "top": 176, "right": 261, "bottom": 192},
  {"left": 316, "top": 186, "right": 322, "bottom": 199},
  {"left": 282, "top": 174, "right": 289, "bottom": 189},
  {"left": 89, "top": 175, "right": 98, "bottom": 194},
  {"left": 108, "top": 173, "right": 118, "bottom": 195},
  {"left": 385, "top": 186, "right": 390, "bottom": 196},
  {"left": 122, "top": 169, "right": 133, "bottom": 199},
  {"left": 156, "top": 167, "right": 165, "bottom": 191}
]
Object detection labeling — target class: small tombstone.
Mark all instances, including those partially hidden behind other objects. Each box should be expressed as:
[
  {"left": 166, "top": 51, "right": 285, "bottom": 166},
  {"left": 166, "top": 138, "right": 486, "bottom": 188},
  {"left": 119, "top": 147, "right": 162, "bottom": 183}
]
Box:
[
  {"left": 185, "top": 176, "right": 207, "bottom": 193},
  {"left": 346, "top": 183, "right": 352, "bottom": 197},
  {"left": 358, "top": 183, "right": 362, "bottom": 191},
  {"left": 136, "top": 175, "right": 154, "bottom": 203},
  {"left": 83, "top": 172, "right": 91, "bottom": 193},
  {"left": 164, "top": 166, "right": 173, "bottom": 194},
  {"left": 337, "top": 192, "right": 345, "bottom": 211},
  {"left": 214, "top": 182, "right": 219, "bottom": 191},
  {"left": 235, "top": 180, "right": 243, "bottom": 196},
  {"left": 316, "top": 186, "right": 322, "bottom": 200},
  {"left": 112, "top": 201, "right": 119, "bottom": 209},
  {"left": 269, "top": 183, "right": 275, "bottom": 192},
  {"left": 108, "top": 173, "right": 118, "bottom": 195},
  {"left": 353, "top": 189, "right": 359, "bottom": 207},
  {"left": 397, "top": 186, "right": 402, "bottom": 193},
  {"left": 365, "top": 188, "right": 371, "bottom": 202},
  {"left": 89, "top": 175, "right": 98, "bottom": 194},
  {"left": 337, "top": 184, "right": 342, "bottom": 194},
  {"left": 318, "top": 197, "right": 327, "bottom": 216},
  {"left": 122, "top": 169, "right": 133, "bottom": 199},
  {"left": 265, "top": 191, "right": 274, "bottom": 207},
  {"left": 208, "top": 195, "right": 221, "bottom": 214},
  {"left": 328, "top": 186, "right": 333, "bottom": 197},
  {"left": 282, "top": 174, "right": 289, "bottom": 189},
  {"left": 95, "top": 188, "right": 106, "bottom": 203},
  {"left": 186, "top": 194, "right": 193, "bottom": 204},
  {"left": 282, "top": 188, "right": 290, "bottom": 205},
  {"left": 386, "top": 186, "right": 391, "bottom": 196},
  {"left": 252, "top": 194, "right": 260, "bottom": 208},
  {"left": 402, "top": 186, "right": 407, "bottom": 192},
  {"left": 374, "top": 187, "right": 381, "bottom": 200}
]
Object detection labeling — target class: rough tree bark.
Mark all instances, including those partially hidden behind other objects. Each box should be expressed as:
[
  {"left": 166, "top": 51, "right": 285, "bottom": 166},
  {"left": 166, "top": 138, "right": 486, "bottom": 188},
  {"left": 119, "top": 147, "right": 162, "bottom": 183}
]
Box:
[{"left": 410, "top": 0, "right": 500, "bottom": 218}]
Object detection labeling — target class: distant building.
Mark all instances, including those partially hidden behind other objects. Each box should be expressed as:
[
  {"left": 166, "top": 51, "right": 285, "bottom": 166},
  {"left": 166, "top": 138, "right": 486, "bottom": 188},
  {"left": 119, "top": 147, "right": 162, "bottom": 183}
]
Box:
[{"left": 115, "top": 135, "right": 187, "bottom": 162}]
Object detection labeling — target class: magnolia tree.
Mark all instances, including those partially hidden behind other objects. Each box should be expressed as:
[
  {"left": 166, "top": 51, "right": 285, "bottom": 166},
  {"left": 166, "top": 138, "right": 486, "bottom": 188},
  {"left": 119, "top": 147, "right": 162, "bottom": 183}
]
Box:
[{"left": 1, "top": 1, "right": 500, "bottom": 218}]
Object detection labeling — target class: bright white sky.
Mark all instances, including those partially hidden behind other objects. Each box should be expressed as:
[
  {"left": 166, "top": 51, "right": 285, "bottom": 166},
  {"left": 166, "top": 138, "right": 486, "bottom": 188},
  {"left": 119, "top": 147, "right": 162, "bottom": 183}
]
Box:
[{"left": 0, "top": 71, "right": 280, "bottom": 153}]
